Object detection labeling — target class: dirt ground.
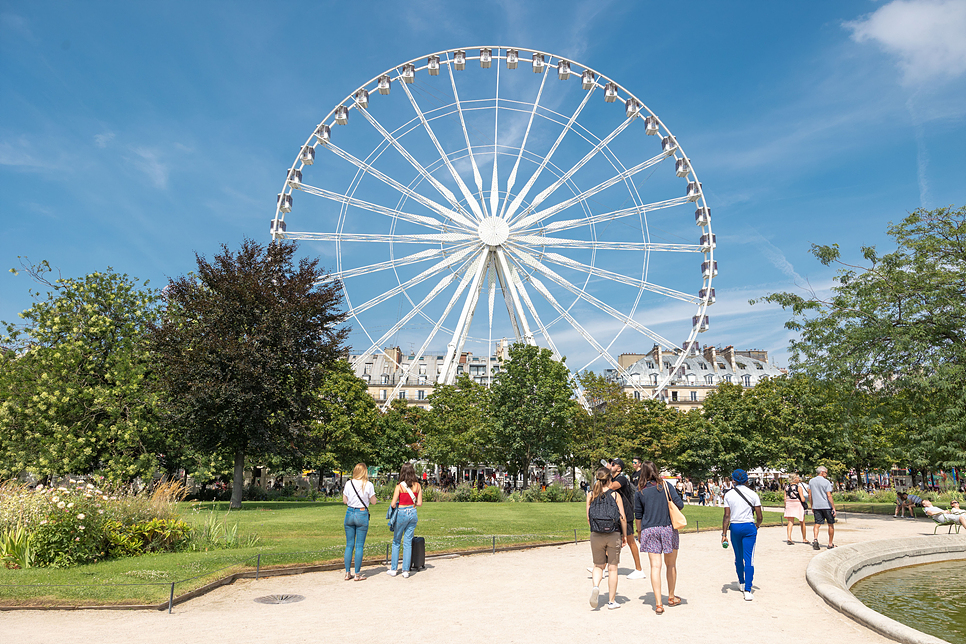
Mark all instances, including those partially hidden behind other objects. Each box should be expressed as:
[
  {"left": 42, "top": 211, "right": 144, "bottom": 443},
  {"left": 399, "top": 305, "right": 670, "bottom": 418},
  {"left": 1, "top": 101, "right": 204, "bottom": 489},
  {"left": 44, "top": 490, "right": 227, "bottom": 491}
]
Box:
[{"left": 3, "top": 512, "right": 952, "bottom": 644}]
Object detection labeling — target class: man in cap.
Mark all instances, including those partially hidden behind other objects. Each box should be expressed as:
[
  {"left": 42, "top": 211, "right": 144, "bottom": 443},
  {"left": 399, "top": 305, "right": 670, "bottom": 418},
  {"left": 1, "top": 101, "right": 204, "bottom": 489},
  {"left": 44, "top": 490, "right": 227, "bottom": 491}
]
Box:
[{"left": 605, "top": 458, "right": 646, "bottom": 579}]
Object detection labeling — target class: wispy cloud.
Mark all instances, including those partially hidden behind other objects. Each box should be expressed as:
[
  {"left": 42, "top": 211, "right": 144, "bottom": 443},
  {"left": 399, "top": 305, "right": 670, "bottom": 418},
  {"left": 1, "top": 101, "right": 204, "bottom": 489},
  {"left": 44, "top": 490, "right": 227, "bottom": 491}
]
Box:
[
  {"left": 845, "top": 0, "right": 966, "bottom": 86},
  {"left": 130, "top": 147, "right": 169, "bottom": 189},
  {"left": 94, "top": 132, "right": 115, "bottom": 148}
]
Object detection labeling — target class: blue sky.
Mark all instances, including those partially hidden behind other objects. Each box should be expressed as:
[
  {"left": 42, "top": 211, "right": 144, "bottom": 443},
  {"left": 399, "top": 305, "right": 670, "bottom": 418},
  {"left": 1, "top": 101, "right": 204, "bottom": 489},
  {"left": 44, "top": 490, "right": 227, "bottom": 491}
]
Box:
[{"left": 2, "top": 0, "right": 965, "bottom": 370}]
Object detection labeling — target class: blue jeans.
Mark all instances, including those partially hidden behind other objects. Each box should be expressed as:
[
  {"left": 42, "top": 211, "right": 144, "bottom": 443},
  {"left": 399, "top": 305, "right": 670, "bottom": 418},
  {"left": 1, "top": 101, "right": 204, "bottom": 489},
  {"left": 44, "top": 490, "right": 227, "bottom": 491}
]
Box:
[
  {"left": 730, "top": 522, "right": 758, "bottom": 591},
  {"left": 391, "top": 506, "right": 418, "bottom": 572},
  {"left": 344, "top": 507, "right": 369, "bottom": 574}
]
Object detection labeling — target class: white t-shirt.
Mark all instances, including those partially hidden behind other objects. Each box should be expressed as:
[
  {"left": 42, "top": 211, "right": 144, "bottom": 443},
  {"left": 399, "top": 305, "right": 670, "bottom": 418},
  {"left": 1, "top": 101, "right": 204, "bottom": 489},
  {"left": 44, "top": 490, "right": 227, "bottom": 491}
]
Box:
[
  {"left": 724, "top": 485, "right": 761, "bottom": 524},
  {"left": 343, "top": 480, "right": 375, "bottom": 509}
]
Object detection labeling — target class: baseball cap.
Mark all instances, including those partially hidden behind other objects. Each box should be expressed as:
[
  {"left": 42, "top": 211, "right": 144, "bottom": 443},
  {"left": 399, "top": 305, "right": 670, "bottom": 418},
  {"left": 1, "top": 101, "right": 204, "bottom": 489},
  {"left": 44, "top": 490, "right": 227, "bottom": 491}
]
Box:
[{"left": 610, "top": 458, "right": 626, "bottom": 470}]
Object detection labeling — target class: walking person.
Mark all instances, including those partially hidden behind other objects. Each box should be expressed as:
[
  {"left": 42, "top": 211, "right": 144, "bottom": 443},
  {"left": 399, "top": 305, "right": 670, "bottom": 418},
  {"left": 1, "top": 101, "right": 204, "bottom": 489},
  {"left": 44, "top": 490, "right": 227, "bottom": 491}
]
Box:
[
  {"left": 342, "top": 463, "right": 377, "bottom": 581},
  {"left": 387, "top": 463, "right": 422, "bottom": 578},
  {"left": 783, "top": 474, "right": 810, "bottom": 544},
  {"left": 587, "top": 467, "right": 627, "bottom": 610},
  {"left": 605, "top": 458, "right": 646, "bottom": 579},
  {"left": 697, "top": 480, "right": 708, "bottom": 506},
  {"left": 809, "top": 466, "right": 837, "bottom": 549},
  {"left": 634, "top": 461, "right": 684, "bottom": 614},
  {"left": 721, "top": 469, "right": 763, "bottom": 601}
]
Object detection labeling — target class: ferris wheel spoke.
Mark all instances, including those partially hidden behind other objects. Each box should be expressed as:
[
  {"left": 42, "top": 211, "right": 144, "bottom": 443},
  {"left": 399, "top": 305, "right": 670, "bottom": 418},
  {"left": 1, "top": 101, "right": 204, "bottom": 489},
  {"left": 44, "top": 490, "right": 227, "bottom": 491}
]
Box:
[
  {"left": 512, "top": 152, "right": 673, "bottom": 231},
  {"left": 538, "top": 196, "right": 693, "bottom": 234},
  {"left": 319, "top": 244, "right": 476, "bottom": 285},
  {"left": 509, "top": 115, "right": 636, "bottom": 227},
  {"left": 399, "top": 68, "right": 486, "bottom": 221},
  {"left": 499, "top": 66, "right": 549, "bottom": 219},
  {"left": 513, "top": 235, "right": 703, "bottom": 253},
  {"left": 507, "top": 265, "right": 559, "bottom": 356},
  {"left": 439, "top": 252, "right": 492, "bottom": 383},
  {"left": 503, "top": 88, "right": 596, "bottom": 222},
  {"left": 442, "top": 54, "right": 487, "bottom": 217},
  {"left": 510, "top": 247, "right": 678, "bottom": 350},
  {"left": 288, "top": 232, "right": 474, "bottom": 245},
  {"left": 327, "top": 143, "right": 474, "bottom": 230},
  {"left": 522, "top": 271, "right": 648, "bottom": 392},
  {"left": 354, "top": 105, "right": 478, "bottom": 230},
  {"left": 489, "top": 60, "right": 501, "bottom": 222},
  {"left": 494, "top": 247, "right": 533, "bottom": 344},
  {"left": 350, "top": 269, "right": 463, "bottom": 370},
  {"left": 345, "top": 245, "right": 481, "bottom": 317},
  {"left": 295, "top": 182, "right": 449, "bottom": 231},
  {"left": 535, "top": 251, "right": 701, "bottom": 304}
]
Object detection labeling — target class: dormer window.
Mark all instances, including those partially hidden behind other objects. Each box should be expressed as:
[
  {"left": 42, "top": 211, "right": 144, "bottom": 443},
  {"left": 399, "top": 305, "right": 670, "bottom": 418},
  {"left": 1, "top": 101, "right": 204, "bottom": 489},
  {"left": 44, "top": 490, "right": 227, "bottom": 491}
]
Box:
[
  {"left": 699, "top": 362, "right": 707, "bottom": 370},
  {"left": 756, "top": 363, "right": 764, "bottom": 370},
  {"left": 646, "top": 361, "right": 654, "bottom": 369}
]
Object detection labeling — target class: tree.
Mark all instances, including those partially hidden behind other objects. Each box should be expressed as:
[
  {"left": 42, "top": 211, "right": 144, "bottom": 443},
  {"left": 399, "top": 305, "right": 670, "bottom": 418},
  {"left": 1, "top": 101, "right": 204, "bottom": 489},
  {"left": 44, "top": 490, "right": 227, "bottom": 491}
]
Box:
[
  {"left": 150, "top": 239, "right": 347, "bottom": 507},
  {"left": 308, "top": 359, "right": 380, "bottom": 473},
  {"left": 0, "top": 262, "right": 167, "bottom": 481},
  {"left": 372, "top": 398, "right": 426, "bottom": 472},
  {"left": 755, "top": 205, "right": 966, "bottom": 471},
  {"left": 424, "top": 374, "right": 493, "bottom": 474},
  {"left": 490, "top": 344, "right": 579, "bottom": 488}
]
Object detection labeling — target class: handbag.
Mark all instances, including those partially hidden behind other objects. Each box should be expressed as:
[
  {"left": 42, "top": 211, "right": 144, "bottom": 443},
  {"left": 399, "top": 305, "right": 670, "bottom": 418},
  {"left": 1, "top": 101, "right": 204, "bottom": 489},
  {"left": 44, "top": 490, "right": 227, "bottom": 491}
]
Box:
[
  {"left": 664, "top": 481, "right": 687, "bottom": 530},
  {"left": 798, "top": 483, "right": 809, "bottom": 512}
]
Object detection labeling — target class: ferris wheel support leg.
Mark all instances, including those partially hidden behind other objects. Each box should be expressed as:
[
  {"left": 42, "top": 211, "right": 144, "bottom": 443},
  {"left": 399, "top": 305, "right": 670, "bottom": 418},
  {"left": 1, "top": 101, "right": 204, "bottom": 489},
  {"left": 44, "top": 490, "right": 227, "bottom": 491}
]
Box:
[
  {"left": 439, "top": 253, "right": 491, "bottom": 384},
  {"left": 495, "top": 247, "right": 533, "bottom": 344}
]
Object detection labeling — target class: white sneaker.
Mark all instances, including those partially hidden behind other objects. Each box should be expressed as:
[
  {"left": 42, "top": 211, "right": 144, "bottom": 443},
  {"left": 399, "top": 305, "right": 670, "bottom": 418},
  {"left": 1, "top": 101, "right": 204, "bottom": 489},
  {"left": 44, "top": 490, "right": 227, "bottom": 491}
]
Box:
[
  {"left": 386, "top": 569, "right": 397, "bottom": 577},
  {"left": 606, "top": 601, "right": 620, "bottom": 610},
  {"left": 402, "top": 571, "right": 410, "bottom": 578},
  {"left": 589, "top": 586, "right": 600, "bottom": 608},
  {"left": 743, "top": 591, "right": 754, "bottom": 601},
  {"left": 627, "top": 569, "right": 647, "bottom": 580}
]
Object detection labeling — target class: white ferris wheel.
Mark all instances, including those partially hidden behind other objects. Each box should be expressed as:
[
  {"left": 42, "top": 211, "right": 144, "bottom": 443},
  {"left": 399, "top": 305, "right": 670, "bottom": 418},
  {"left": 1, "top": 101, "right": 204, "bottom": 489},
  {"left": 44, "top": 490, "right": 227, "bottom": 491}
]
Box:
[{"left": 272, "top": 47, "right": 716, "bottom": 406}]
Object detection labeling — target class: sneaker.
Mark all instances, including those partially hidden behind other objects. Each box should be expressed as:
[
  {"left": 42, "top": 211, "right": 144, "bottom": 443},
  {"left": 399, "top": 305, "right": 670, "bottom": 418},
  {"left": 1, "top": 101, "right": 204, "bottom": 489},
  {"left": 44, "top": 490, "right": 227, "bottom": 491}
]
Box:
[
  {"left": 812, "top": 540, "right": 821, "bottom": 550},
  {"left": 827, "top": 544, "right": 835, "bottom": 549},
  {"left": 589, "top": 586, "right": 600, "bottom": 608},
  {"left": 743, "top": 591, "right": 754, "bottom": 601},
  {"left": 386, "top": 569, "right": 398, "bottom": 577},
  {"left": 606, "top": 601, "right": 620, "bottom": 610},
  {"left": 402, "top": 571, "right": 410, "bottom": 578},
  {"left": 627, "top": 569, "right": 647, "bottom": 580}
]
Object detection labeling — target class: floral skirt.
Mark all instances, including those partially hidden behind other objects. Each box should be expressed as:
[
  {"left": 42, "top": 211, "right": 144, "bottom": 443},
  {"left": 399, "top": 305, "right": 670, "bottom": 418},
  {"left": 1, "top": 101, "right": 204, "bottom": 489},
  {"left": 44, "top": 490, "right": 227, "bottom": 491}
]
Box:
[{"left": 639, "top": 525, "right": 679, "bottom": 554}]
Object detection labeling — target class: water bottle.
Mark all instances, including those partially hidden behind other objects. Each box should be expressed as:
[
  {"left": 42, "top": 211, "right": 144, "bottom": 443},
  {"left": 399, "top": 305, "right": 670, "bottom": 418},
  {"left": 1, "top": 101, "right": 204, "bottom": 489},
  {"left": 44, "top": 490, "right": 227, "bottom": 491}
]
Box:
[{"left": 722, "top": 539, "right": 729, "bottom": 549}]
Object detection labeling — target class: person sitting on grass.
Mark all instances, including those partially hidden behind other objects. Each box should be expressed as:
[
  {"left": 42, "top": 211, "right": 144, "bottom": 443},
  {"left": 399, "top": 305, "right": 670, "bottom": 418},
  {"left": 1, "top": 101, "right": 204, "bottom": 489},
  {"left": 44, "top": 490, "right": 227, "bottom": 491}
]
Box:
[{"left": 922, "top": 500, "right": 966, "bottom": 529}]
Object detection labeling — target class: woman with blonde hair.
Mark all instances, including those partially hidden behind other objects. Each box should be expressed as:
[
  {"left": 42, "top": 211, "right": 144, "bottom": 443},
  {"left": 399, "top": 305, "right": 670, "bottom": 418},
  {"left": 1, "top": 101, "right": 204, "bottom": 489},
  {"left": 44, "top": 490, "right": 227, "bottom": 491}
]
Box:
[
  {"left": 586, "top": 467, "right": 627, "bottom": 610},
  {"left": 387, "top": 463, "right": 422, "bottom": 578},
  {"left": 783, "top": 474, "right": 810, "bottom": 544},
  {"left": 342, "top": 463, "right": 378, "bottom": 581}
]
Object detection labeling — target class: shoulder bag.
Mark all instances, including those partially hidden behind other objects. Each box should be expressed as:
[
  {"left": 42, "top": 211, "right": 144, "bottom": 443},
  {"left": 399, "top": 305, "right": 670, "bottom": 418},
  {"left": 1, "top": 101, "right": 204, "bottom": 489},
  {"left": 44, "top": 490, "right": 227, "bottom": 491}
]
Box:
[
  {"left": 798, "top": 483, "right": 809, "bottom": 512},
  {"left": 663, "top": 481, "right": 688, "bottom": 530}
]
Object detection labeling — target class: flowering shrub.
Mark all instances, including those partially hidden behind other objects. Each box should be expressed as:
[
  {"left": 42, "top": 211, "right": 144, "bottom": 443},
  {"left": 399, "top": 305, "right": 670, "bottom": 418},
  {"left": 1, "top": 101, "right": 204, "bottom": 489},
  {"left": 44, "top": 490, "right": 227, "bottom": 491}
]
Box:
[{"left": 0, "top": 478, "right": 189, "bottom": 567}]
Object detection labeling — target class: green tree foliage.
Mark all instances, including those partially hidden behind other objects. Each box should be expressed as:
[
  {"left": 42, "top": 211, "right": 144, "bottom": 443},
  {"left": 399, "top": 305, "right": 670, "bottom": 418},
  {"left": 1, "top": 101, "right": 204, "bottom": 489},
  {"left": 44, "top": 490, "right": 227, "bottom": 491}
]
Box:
[
  {"left": 0, "top": 262, "right": 167, "bottom": 481},
  {"left": 573, "top": 372, "right": 680, "bottom": 472},
  {"left": 150, "top": 240, "right": 347, "bottom": 507},
  {"left": 490, "top": 344, "right": 579, "bottom": 487},
  {"left": 755, "top": 205, "right": 966, "bottom": 471},
  {"left": 372, "top": 398, "right": 426, "bottom": 472},
  {"left": 308, "top": 359, "right": 380, "bottom": 473},
  {"left": 424, "top": 373, "right": 493, "bottom": 472}
]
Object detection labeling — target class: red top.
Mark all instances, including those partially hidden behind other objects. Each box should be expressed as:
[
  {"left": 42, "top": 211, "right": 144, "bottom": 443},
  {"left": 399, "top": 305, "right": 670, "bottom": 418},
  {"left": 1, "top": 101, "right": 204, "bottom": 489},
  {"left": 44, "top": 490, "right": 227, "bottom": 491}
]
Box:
[{"left": 399, "top": 486, "right": 418, "bottom": 505}]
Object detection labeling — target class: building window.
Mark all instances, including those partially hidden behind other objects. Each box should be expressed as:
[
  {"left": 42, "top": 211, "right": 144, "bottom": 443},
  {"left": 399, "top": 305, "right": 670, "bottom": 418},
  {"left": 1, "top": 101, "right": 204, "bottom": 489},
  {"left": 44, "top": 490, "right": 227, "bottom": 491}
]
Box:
[
  {"left": 690, "top": 391, "right": 698, "bottom": 401},
  {"left": 418, "top": 375, "right": 427, "bottom": 384},
  {"left": 417, "top": 390, "right": 425, "bottom": 400},
  {"left": 705, "top": 375, "right": 714, "bottom": 385},
  {"left": 364, "top": 363, "right": 372, "bottom": 374},
  {"left": 650, "top": 374, "right": 659, "bottom": 385},
  {"left": 646, "top": 361, "right": 654, "bottom": 368},
  {"left": 742, "top": 375, "right": 751, "bottom": 387},
  {"left": 724, "top": 375, "right": 732, "bottom": 383},
  {"left": 457, "top": 365, "right": 464, "bottom": 374},
  {"left": 663, "top": 362, "right": 671, "bottom": 370},
  {"left": 398, "top": 390, "right": 407, "bottom": 400},
  {"left": 756, "top": 363, "right": 764, "bottom": 370},
  {"left": 419, "top": 364, "right": 426, "bottom": 374},
  {"left": 380, "top": 390, "right": 387, "bottom": 400},
  {"left": 381, "top": 374, "right": 389, "bottom": 384},
  {"left": 671, "top": 391, "right": 678, "bottom": 402},
  {"left": 634, "top": 391, "right": 641, "bottom": 400},
  {"left": 363, "top": 375, "right": 370, "bottom": 383},
  {"left": 383, "top": 365, "right": 389, "bottom": 374},
  {"left": 699, "top": 362, "right": 707, "bottom": 370}
]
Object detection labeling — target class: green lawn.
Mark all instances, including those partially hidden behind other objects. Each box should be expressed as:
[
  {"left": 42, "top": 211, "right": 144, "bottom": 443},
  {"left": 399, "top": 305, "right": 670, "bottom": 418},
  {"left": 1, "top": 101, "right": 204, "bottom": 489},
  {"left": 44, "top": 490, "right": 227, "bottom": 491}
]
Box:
[{"left": 0, "top": 501, "right": 779, "bottom": 606}]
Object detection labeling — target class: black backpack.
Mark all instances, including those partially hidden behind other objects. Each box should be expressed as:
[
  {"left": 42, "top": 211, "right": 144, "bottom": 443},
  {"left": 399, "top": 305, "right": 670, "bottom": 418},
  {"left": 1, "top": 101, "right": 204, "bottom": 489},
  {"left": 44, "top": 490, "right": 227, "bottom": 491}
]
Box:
[{"left": 588, "top": 491, "right": 622, "bottom": 533}]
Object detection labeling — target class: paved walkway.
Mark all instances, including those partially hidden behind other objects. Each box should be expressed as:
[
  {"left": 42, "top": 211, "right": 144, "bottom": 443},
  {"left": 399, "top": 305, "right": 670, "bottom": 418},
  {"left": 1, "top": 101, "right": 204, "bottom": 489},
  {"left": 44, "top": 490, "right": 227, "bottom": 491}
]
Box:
[{"left": 4, "top": 513, "right": 957, "bottom": 643}]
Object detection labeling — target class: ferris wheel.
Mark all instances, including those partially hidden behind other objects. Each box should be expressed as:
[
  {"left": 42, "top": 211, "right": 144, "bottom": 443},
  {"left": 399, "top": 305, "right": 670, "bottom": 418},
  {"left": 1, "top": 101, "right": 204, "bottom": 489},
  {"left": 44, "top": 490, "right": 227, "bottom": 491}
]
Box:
[{"left": 271, "top": 47, "right": 716, "bottom": 404}]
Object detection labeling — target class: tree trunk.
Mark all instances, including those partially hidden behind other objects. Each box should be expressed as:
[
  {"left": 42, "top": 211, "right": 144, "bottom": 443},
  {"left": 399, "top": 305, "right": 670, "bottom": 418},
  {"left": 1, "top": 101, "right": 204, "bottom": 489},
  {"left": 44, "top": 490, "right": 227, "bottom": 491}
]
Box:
[{"left": 231, "top": 449, "right": 245, "bottom": 509}]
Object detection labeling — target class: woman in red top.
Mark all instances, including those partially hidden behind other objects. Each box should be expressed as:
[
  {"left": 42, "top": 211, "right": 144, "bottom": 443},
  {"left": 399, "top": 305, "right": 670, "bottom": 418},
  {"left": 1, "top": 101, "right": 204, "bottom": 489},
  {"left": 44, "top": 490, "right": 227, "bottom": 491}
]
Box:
[{"left": 387, "top": 463, "right": 422, "bottom": 578}]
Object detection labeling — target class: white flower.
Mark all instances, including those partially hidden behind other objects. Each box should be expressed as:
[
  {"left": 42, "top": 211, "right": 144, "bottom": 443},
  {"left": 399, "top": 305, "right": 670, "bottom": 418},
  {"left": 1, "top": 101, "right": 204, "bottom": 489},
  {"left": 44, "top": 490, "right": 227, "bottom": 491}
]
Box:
[
  {"left": 78, "top": 526, "right": 85, "bottom": 531},
  {"left": 103, "top": 495, "right": 110, "bottom": 500},
  {"left": 75, "top": 537, "right": 80, "bottom": 541},
  {"left": 97, "top": 509, "right": 104, "bottom": 515},
  {"left": 51, "top": 495, "right": 60, "bottom": 502},
  {"left": 86, "top": 483, "right": 94, "bottom": 489},
  {"left": 66, "top": 502, "right": 74, "bottom": 508},
  {"left": 35, "top": 484, "right": 45, "bottom": 491},
  {"left": 58, "top": 486, "right": 67, "bottom": 491},
  {"left": 40, "top": 520, "right": 48, "bottom": 525},
  {"left": 77, "top": 513, "right": 85, "bottom": 520},
  {"left": 57, "top": 501, "right": 66, "bottom": 508}
]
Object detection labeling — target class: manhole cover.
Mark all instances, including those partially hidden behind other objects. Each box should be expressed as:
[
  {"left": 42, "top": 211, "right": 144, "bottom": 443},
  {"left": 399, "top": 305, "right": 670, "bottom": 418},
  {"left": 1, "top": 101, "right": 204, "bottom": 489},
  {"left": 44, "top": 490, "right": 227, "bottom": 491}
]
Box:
[{"left": 254, "top": 594, "right": 305, "bottom": 604}]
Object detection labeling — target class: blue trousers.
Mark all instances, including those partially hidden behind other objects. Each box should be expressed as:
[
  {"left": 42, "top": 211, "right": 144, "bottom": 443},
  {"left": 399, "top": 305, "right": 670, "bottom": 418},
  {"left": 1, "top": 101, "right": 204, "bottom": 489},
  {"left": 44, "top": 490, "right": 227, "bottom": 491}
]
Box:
[
  {"left": 730, "top": 522, "right": 758, "bottom": 592},
  {"left": 344, "top": 507, "right": 369, "bottom": 574},
  {"left": 391, "top": 506, "right": 418, "bottom": 571}
]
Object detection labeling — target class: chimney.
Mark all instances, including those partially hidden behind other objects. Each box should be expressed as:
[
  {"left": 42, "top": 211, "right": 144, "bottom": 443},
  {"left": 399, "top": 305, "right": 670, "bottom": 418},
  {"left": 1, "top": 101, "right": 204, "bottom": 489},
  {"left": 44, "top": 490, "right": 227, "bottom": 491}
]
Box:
[
  {"left": 721, "top": 345, "right": 737, "bottom": 372},
  {"left": 703, "top": 345, "right": 718, "bottom": 373}
]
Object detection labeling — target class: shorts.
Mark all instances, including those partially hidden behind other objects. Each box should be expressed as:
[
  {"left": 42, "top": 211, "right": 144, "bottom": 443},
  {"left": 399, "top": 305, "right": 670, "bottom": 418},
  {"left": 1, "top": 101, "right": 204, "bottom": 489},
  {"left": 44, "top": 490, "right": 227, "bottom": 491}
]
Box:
[
  {"left": 590, "top": 531, "right": 622, "bottom": 566},
  {"left": 813, "top": 508, "right": 836, "bottom": 524},
  {"left": 639, "top": 525, "right": 680, "bottom": 554}
]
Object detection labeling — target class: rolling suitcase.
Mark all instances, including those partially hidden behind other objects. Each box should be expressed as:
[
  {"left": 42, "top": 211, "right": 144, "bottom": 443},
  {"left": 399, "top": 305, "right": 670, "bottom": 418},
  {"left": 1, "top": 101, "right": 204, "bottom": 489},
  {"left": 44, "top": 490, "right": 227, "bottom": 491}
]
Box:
[{"left": 409, "top": 536, "right": 426, "bottom": 571}]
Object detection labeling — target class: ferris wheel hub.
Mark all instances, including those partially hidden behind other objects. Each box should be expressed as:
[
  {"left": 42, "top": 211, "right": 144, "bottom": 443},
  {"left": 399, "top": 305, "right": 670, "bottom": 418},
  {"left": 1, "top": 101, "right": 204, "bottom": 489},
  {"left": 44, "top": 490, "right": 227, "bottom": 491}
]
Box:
[{"left": 478, "top": 217, "right": 510, "bottom": 247}]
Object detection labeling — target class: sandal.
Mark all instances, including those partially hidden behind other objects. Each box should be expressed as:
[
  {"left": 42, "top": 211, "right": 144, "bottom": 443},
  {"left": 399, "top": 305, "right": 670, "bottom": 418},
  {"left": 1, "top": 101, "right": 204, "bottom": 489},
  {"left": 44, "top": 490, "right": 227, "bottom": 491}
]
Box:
[
  {"left": 344, "top": 572, "right": 353, "bottom": 581},
  {"left": 354, "top": 574, "right": 367, "bottom": 581},
  {"left": 667, "top": 596, "right": 682, "bottom": 607},
  {"left": 654, "top": 604, "right": 665, "bottom": 614}
]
